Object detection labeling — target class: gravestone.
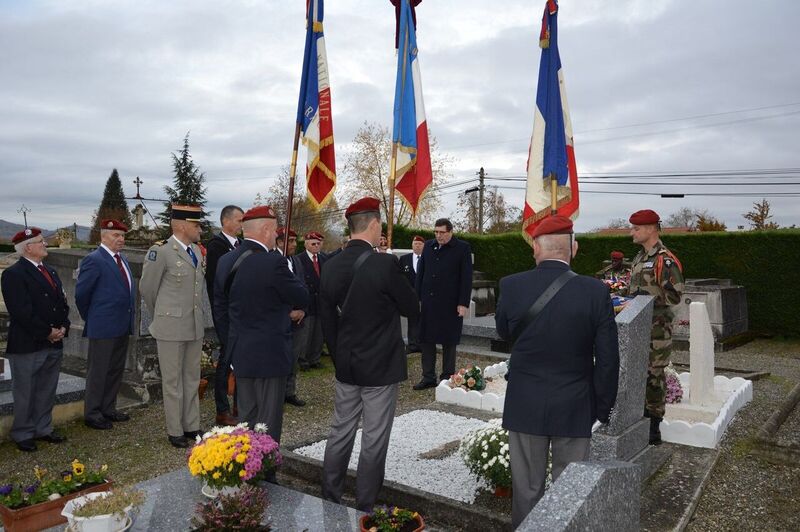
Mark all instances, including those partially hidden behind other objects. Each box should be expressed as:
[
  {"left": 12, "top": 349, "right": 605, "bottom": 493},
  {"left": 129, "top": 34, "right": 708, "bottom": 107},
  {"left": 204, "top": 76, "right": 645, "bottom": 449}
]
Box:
[
  {"left": 689, "top": 302, "right": 715, "bottom": 406},
  {"left": 672, "top": 278, "right": 748, "bottom": 351}
]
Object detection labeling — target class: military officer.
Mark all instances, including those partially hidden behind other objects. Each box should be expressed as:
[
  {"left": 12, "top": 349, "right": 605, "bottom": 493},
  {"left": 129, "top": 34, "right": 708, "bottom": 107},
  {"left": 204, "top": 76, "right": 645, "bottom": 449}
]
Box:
[
  {"left": 596, "top": 250, "right": 631, "bottom": 284},
  {"left": 139, "top": 204, "right": 207, "bottom": 448},
  {"left": 622, "top": 209, "right": 684, "bottom": 444}
]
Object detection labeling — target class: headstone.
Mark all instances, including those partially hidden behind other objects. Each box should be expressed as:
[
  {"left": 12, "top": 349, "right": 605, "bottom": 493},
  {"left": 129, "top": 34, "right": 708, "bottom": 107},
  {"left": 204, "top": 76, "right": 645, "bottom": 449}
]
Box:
[
  {"left": 672, "top": 279, "right": 748, "bottom": 351},
  {"left": 689, "top": 302, "right": 715, "bottom": 406}
]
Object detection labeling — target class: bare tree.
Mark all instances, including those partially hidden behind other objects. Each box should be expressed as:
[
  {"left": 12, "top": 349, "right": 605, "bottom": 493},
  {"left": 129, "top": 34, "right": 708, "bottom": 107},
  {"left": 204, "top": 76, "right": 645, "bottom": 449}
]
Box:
[
  {"left": 454, "top": 186, "right": 520, "bottom": 234},
  {"left": 743, "top": 199, "right": 780, "bottom": 230}
]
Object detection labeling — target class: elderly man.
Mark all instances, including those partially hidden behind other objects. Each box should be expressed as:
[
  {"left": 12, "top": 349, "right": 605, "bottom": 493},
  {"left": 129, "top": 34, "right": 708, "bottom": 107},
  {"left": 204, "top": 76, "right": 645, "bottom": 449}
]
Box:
[
  {"left": 205, "top": 204, "right": 243, "bottom": 426},
  {"left": 75, "top": 219, "right": 135, "bottom": 430},
  {"left": 496, "top": 216, "right": 619, "bottom": 527},
  {"left": 140, "top": 204, "right": 206, "bottom": 448},
  {"left": 399, "top": 235, "right": 425, "bottom": 353},
  {"left": 218, "top": 206, "right": 308, "bottom": 452},
  {"left": 622, "top": 209, "right": 684, "bottom": 444},
  {"left": 319, "top": 197, "right": 419, "bottom": 511},
  {"left": 1, "top": 228, "right": 70, "bottom": 452},
  {"left": 296, "top": 231, "right": 327, "bottom": 370},
  {"left": 413, "top": 218, "right": 473, "bottom": 390}
]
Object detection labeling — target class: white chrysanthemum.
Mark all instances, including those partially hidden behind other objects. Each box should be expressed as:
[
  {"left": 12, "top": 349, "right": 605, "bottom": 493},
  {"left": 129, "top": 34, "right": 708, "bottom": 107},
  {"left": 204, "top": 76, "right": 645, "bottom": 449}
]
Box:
[{"left": 254, "top": 423, "right": 268, "bottom": 433}]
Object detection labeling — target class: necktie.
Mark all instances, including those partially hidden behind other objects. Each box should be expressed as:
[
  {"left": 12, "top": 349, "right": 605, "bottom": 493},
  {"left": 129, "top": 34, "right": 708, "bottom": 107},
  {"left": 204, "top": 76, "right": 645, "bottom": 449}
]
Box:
[
  {"left": 37, "top": 265, "right": 57, "bottom": 291},
  {"left": 312, "top": 253, "right": 320, "bottom": 276},
  {"left": 234, "top": 240, "right": 240, "bottom": 248},
  {"left": 187, "top": 246, "right": 198, "bottom": 268},
  {"left": 114, "top": 254, "right": 129, "bottom": 290}
]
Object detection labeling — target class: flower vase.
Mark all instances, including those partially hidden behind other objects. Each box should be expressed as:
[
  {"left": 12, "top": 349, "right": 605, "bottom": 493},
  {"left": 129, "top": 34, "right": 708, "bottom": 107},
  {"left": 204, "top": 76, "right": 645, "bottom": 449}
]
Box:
[
  {"left": 0, "top": 481, "right": 113, "bottom": 532},
  {"left": 201, "top": 483, "right": 241, "bottom": 500},
  {"left": 198, "top": 378, "right": 209, "bottom": 400},
  {"left": 494, "top": 485, "right": 511, "bottom": 497}
]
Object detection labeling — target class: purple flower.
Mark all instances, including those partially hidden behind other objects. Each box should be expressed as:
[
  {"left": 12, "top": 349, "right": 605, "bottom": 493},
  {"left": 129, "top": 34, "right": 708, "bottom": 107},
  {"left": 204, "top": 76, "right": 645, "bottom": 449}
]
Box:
[
  {"left": 0, "top": 484, "right": 13, "bottom": 496},
  {"left": 24, "top": 482, "right": 39, "bottom": 494}
]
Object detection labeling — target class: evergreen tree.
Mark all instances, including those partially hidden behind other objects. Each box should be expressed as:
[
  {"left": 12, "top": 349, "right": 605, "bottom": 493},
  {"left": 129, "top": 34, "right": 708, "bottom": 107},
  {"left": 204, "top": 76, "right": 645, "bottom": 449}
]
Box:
[
  {"left": 158, "top": 132, "right": 211, "bottom": 237},
  {"left": 90, "top": 168, "right": 132, "bottom": 244}
]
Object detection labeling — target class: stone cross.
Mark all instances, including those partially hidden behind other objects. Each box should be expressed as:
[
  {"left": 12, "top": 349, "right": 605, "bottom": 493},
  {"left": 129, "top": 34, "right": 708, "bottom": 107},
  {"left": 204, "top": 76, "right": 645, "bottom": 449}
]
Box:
[{"left": 689, "top": 302, "right": 715, "bottom": 406}]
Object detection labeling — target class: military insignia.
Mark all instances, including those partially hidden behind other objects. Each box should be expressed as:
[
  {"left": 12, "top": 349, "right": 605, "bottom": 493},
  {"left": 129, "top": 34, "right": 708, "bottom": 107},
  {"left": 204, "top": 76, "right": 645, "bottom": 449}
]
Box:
[
  {"left": 663, "top": 258, "right": 673, "bottom": 267},
  {"left": 643, "top": 261, "right": 654, "bottom": 268},
  {"left": 176, "top": 260, "right": 183, "bottom": 267},
  {"left": 107, "top": 221, "right": 113, "bottom": 228},
  {"left": 147, "top": 250, "right": 158, "bottom": 261},
  {"left": 25, "top": 228, "right": 32, "bottom": 236}
]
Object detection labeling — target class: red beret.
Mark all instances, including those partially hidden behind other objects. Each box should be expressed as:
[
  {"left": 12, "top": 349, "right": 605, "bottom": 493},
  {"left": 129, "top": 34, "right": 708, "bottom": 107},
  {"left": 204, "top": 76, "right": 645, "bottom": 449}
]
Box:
[
  {"left": 629, "top": 209, "right": 660, "bottom": 225},
  {"left": 345, "top": 197, "right": 381, "bottom": 219},
  {"left": 276, "top": 227, "right": 297, "bottom": 239},
  {"left": 610, "top": 251, "right": 624, "bottom": 260},
  {"left": 413, "top": 235, "right": 425, "bottom": 243},
  {"left": 242, "top": 205, "right": 276, "bottom": 221},
  {"left": 532, "top": 215, "right": 573, "bottom": 238},
  {"left": 12, "top": 227, "right": 42, "bottom": 245},
  {"left": 304, "top": 231, "right": 324, "bottom": 241},
  {"left": 100, "top": 219, "right": 128, "bottom": 232}
]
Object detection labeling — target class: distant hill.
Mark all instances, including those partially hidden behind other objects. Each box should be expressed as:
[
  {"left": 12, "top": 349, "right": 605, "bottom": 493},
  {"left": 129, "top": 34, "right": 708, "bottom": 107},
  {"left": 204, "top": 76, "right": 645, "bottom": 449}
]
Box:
[{"left": 0, "top": 219, "right": 91, "bottom": 242}]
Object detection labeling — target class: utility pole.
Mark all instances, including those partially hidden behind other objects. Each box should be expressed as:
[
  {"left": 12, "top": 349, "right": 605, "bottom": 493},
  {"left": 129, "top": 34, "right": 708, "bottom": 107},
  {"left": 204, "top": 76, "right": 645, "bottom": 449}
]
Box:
[
  {"left": 477, "top": 167, "right": 485, "bottom": 234},
  {"left": 17, "top": 204, "right": 31, "bottom": 228}
]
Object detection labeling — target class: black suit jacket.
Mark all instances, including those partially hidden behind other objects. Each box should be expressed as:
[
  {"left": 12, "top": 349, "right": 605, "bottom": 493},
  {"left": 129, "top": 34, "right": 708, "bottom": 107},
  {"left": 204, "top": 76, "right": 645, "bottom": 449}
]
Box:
[
  {"left": 399, "top": 252, "right": 420, "bottom": 292},
  {"left": 319, "top": 239, "right": 420, "bottom": 386},
  {"left": 496, "top": 260, "right": 619, "bottom": 438},
  {"left": 205, "top": 232, "right": 240, "bottom": 310},
  {"left": 296, "top": 251, "right": 327, "bottom": 316},
  {"left": 1, "top": 258, "right": 70, "bottom": 354}
]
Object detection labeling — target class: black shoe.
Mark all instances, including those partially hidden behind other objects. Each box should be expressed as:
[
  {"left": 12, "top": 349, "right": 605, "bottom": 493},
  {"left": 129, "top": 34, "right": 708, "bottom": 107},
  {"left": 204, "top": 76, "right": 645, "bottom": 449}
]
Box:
[
  {"left": 16, "top": 439, "right": 37, "bottom": 452},
  {"left": 285, "top": 395, "right": 306, "bottom": 407},
  {"left": 35, "top": 431, "right": 67, "bottom": 444},
  {"left": 649, "top": 416, "right": 663, "bottom": 445},
  {"left": 412, "top": 380, "right": 436, "bottom": 391},
  {"left": 103, "top": 411, "right": 131, "bottom": 422},
  {"left": 168, "top": 435, "right": 191, "bottom": 448},
  {"left": 85, "top": 418, "right": 113, "bottom": 430},
  {"left": 184, "top": 430, "right": 201, "bottom": 440}
]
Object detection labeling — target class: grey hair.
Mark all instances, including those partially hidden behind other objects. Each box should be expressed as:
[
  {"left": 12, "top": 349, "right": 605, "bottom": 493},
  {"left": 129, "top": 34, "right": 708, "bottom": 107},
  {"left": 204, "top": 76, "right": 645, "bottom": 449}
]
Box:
[
  {"left": 14, "top": 241, "right": 26, "bottom": 254},
  {"left": 534, "top": 234, "right": 573, "bottom": 261}
]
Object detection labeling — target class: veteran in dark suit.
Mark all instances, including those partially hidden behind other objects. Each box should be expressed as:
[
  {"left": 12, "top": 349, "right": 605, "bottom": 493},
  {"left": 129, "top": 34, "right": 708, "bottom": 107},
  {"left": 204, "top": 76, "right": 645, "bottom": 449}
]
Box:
[
  {"left": 413, "top": 218, "right": 473, "bottom": 390},
  {"left": 319, "top": 197, "right": 420, "bottom": 512},
  {"left": 296, "top": 231, "right": 327, "bottom": 370},
  {"left": 221, "top": 206, "right": 308, "bottom": 448},
  {"left": 75, "top": 219, "right": 135, "bottom": 430},
  {"left": 140, "top": 204, "right": 207, "bottom": 448},
  {"left": 399, "top": 235, "right": 425, "bottom": 353},
  {"left": 1, "top": 228, "right": 69, "bottom": 452},
  {"left": 496, "top": 216, "right": 620, "bottom": 527},
  {"left": 204, "top": 204, "right": 243, "bottom": 426}
]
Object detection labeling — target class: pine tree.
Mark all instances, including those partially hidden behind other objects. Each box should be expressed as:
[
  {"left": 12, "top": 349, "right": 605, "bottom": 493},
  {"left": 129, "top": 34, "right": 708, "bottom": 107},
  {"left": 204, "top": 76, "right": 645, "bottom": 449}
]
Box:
[
  {"left": 90, "top": 169, "right": 132, "bottom": 244},
  {"left": 158, "top": 132, "right": 211, "bottom": 237}
]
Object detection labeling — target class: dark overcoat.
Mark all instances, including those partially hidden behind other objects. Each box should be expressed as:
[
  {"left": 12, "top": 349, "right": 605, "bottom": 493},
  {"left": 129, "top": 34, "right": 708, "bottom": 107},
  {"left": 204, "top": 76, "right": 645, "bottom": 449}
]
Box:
[
  {"left": 496, "top": 260, "right": 620, "bottom": 438},
  {"left": 319, "top": 239, "right": 419, "bottom": 386},
  {"left": 1, "top": 258, "right": 70, "bottom": 354},
  {"left": 296, "top": 251, "right": 327, "bottom": 316},
  {"left": 415, "top": 237, "right": 473, "bottom": 344},
  {"left": 399, "top": 252, "right": 419, "bottom": 291},
  {"left": 204, "top": 232, "right": 240, "bottom": 310}
]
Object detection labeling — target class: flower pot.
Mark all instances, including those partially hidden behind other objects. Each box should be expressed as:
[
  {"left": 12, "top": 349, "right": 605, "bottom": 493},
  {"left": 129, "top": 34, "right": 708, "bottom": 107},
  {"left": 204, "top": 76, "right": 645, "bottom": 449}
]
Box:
[
  {"left": 359, "top": 514, "right": 425, "bottom": 532},
  {"left": 61, "top": 491, "right": 133, "bottom": 532},
  {"left": 200, "top": 483, "right": 241, "bottom": 500},
  {"left": 0, "top": 481, "right": 113, "bottom": 532},
  {"left": 198, "top": 378, "right": 209, "bottom": 400},
  {"left": 493, "top": 485, "right": 511, "bottom": 497}
]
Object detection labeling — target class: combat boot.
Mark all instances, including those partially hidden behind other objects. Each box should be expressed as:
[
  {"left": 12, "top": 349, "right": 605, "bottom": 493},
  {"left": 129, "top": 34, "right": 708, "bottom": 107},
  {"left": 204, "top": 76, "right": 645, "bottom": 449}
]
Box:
[{"left": 649, "top": 416, "right": 663, "bottom": 445}]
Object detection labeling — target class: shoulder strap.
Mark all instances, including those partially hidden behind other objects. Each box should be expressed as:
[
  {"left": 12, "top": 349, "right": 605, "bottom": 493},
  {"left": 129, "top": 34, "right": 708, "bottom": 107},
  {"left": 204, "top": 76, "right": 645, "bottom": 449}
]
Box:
[
  {"left": 223, "top": 249, "right": 255, "bottom": 296},
  {"left": 510, "top": 270, "right": 577, "bottom": 348},
  {"left": 336, "top": 250, "right": 372, "bottom": 317}
]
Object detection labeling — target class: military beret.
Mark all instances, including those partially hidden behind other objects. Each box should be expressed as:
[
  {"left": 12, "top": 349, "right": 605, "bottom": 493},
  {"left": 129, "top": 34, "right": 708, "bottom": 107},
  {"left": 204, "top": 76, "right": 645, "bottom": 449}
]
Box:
[
  {"left": 276, "top": 227, "right": 297, "bottom": 239},
  {"left": 629, "top": 209, "right": 660, "bottom": 225},
  {"left": 100, "top": 219, "right": 128, "bottom": 232},
  {"left": 12, "top": 227, "right": 42, "bottom": 245},
  {"left": 610, "top": 250, "right": 624, "bottom": 260},
  {"left": 242, "top": 205, "right": 276, "bottom": 221},
  {"left": 345, "top": 197, "right": 381, "bottom": 219},
  {"left": 171, "top": 204, "right": 204, "bottom": 222},
  {"left": 304, "top": 231, "right": 324, "bottom": 241},
  {"left": 413, "top": 235, "right": 425, "bottom": 243},
  {"left": 532, "top": 215, "right": 573, "bottom": 238}
]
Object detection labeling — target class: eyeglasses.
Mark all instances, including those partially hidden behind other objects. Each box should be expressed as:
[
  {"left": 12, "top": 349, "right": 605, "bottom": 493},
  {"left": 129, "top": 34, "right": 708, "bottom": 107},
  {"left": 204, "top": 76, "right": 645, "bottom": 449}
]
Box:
[{"left": 26, "top": 239, "right": 47, "bottom": 246}]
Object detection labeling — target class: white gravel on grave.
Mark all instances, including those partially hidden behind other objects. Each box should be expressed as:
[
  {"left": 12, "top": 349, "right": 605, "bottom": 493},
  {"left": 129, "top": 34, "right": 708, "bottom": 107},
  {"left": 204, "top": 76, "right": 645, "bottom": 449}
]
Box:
[{"left": 294, "top": 409, "right": 494, "bottom": 503}]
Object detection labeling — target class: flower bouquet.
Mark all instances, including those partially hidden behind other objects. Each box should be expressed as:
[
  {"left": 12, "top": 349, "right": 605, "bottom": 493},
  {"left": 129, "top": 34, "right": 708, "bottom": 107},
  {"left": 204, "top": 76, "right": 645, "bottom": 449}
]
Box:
[
  {"left": 448, "top": 365, "right": 486, "bottom": 391},
  {"left": 665, "top": 364, "right": 683, "bottom": 404},
  {"left": 188, "top": 423, "right": 282, "bottom": 496},
  {"left": 359, "top": 505, "right": 424, "bottom": 532},
  {"left": 459, "top": 420, "right": 511, "bottom": 495}
]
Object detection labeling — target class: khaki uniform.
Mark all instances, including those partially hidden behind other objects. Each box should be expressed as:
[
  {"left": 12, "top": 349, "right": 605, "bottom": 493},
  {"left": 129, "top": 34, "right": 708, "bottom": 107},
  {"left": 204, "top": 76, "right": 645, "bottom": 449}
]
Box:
[
  {"left": 140, "top": 235, "right": 206, "bottom": 437},
  {"left": 623, "top": 240, "right": 684, "bottom": 418}
]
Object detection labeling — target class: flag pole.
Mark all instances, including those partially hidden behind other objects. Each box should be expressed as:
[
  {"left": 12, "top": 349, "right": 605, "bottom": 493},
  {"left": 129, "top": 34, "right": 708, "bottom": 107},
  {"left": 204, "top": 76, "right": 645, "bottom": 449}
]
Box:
[
  {"left": 285, "top": 122, "right": 301, "bottom": 256},
  {"left": 549, "top": 173, "right": 558, "bottom": 215},
  {"left": 388, "top": 2, "right": 411, "bottom": 250}
]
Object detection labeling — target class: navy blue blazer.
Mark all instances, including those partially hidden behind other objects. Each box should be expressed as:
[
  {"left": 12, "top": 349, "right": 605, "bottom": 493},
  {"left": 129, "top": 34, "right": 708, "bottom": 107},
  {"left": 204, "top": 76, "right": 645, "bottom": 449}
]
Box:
[
  {"left": 1, "top": 258, "right": 70, "bottom": 354},
  {"left": 497, "top": 260, "right": 620, "bottom": 438},
  {"left": 205, "top": 232, "right": 240, "bottom": 310},
  {"left": 75, "top": 247, "right": 135, "bottom": 338},
  {"left": 296, "top": 251, "right": 326, "bottom": 316},
  {"left": 221, "top": 240, "right": 309, "bottom": 379}
]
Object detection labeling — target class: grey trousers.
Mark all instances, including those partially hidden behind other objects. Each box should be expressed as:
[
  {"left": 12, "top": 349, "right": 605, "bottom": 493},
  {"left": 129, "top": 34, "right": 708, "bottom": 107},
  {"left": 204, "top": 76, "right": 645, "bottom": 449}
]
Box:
[
  {"left": 7, "top": 347, "right": 63, "bottom": 442},
  {"left": 237, "top": 376, "right": 286, "bottom": 443},
  {"left": 509, "top": 431, "right": 591, "bottom": 528},
  {"left": 321, "top": 380, "right": 399, "bottom": 512},
  {"left": 84, "top": 336, "right": 129, "bottom": 423},
  {"left": 156, "top": 339, "right": 201, "bottom": 437},
  {"left": 285, "top": 326, "right": 304, "bottom": 398},
  {"left": 298, "top": 315, "right": 323, "bottom": 367}
]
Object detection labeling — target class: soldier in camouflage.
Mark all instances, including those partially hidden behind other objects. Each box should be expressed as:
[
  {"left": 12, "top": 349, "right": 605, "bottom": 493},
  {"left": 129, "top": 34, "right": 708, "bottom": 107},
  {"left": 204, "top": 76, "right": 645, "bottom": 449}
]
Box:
[
  {"left": 595, "top": 250, "right": 631, "bottom": 284},
  {"left": 622, "top": 209, "right": 684, "bottom": 445}
]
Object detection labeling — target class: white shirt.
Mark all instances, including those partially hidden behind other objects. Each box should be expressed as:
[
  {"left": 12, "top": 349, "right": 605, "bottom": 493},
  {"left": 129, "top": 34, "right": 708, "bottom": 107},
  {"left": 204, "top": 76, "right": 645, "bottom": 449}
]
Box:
[
  {"left": 305, "top": 250, "right": 319, "bottom": 262},
  {"left": 244, "top": 238, "right": 270, "bottom": 252},
  {"left": 100, "top": 243, "right": 131, "bottom": 289},
  {"left": 275, "top": 247, "right": 294, "bottom": 273},
  {"left": 413, "top": 253, "right": 421, "bottom": 273},
  {"left": 221, "top": 231, "right": 238, "bottom": 248}
]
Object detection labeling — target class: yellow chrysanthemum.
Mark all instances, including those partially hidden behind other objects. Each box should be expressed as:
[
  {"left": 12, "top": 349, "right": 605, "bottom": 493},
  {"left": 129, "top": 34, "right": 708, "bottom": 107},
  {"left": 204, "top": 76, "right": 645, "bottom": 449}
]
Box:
[
  {"left": 239, "top": 470, "right": 246, "bottom": 478},
  {"left": 235, "top": 454, "right": 246, "bottom": 464},
  {"left": 213, "top": 472, "right": 221, "bottom": 479}
]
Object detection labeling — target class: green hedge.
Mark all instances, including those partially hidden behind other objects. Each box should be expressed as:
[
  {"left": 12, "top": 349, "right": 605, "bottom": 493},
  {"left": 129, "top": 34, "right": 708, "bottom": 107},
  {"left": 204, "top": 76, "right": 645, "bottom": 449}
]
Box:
[{"left": 393, "top": 226, "right": 800, "bottom": 337}]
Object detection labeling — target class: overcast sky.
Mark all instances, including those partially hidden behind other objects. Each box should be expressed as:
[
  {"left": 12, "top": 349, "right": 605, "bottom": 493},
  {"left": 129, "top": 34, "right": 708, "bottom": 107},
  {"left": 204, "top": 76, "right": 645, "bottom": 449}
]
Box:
[{"left": 1, "top": 0, "right": 798, "bottom": 233}]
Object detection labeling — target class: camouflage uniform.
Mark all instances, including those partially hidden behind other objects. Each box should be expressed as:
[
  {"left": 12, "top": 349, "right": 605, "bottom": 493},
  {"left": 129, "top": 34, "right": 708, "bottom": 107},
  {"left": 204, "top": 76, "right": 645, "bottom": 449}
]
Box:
[
  {"left": 623, "top": 240, "right": 684, "bottom": 418},
  {"left": 596, "top": 264, "right": 631, "bottom": 284}
]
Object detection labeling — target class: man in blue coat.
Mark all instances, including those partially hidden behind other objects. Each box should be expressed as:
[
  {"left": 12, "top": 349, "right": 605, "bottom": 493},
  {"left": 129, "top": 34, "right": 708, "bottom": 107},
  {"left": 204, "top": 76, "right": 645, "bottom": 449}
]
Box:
[
  {"left": 75, "top": 219, "right": 135, "bottom": 430},
  {"left": 413, "top": 219, "right": 473, "bottom": 389},
  {"left": 218, "top": 206, "right": 308, "bottom": 450},
  {"left": 496, "top": 216, "right": 619, "bottom": 527},
  {"left": 1, "top": 228, "right": 70, "bottom": 452}
]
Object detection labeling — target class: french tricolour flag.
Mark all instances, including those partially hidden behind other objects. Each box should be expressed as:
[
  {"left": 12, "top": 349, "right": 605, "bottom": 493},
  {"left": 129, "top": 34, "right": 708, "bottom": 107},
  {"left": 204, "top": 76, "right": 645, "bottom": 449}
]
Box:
[
  {"left": 297, "top": 0, "right": 336, "bottom": 207},
  {"left": 522, "top": 0, "right": 579, "bottom": 245},
  {"left": 392, "top": 0, "right": 432, "bottom": 216}
]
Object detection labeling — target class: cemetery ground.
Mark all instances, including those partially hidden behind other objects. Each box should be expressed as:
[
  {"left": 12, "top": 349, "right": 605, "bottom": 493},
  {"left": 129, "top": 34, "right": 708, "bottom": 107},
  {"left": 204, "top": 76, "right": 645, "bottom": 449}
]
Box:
[{"left": 1, "top": 340, "right": 799, "bottom": 531}]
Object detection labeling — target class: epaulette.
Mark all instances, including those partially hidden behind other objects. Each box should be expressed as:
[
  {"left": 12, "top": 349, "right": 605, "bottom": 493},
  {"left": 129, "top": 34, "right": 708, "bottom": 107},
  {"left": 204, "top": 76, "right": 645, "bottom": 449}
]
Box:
[{"left": 153, "top": 240, "right": 167, "bottom": 246}]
